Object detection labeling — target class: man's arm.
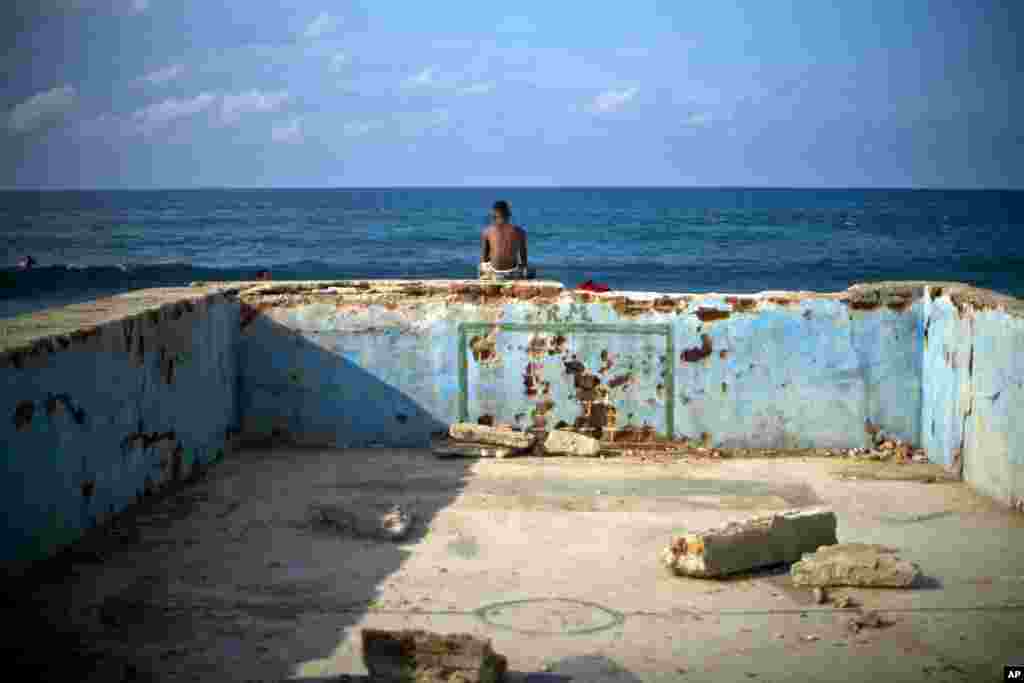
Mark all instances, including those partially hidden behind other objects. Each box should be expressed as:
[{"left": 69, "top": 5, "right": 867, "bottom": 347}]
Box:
[
  {"left": 518, "top": 227, "right": 528, "bottom": 269},
  {"left": 480, "top": 228, "right": 490, "bottom": 263}
]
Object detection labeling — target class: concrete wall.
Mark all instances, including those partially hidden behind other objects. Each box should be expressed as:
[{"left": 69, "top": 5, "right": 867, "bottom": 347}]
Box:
[
  {"left": 1, "top": 287, "right": 241, "bottom": 570},
  {"left": 921, "top": 284, "right": 1024, "bottom": 506},
  {"left": 236, "top": 281, "right": 923, "bottom": 450},
  {"left": 3, "top": 278, "right": 1021, "bottom": 571}
]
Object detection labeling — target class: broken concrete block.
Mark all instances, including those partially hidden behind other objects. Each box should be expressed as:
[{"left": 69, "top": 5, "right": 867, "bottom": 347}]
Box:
[
  {"left": 449, "top": 423, "right": 535, "bottom": 450},
  {"left": 662, "top": 508, "right": 838, "bottom": 579},
  {"left": 543, "top": 429, "right": 601, "bottom": 457},
  {"left": 791, "top": 543, "right": 921, "bottom": 587},
  {"left": 361, "top": 628, "right": 507, "bottom": 683},
  {"left": 309, "top": 502, "right": 414, "bottom": 541}
]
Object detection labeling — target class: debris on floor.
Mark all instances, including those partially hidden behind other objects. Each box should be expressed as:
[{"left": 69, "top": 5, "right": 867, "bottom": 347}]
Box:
[
  {"left": 449, "top": 423, "right": 536, "bottom": 449},
  {"left": 662, "top": 508, "right": 838, "bottom": 578},
  {"left": 847, "top": 609, "right": 894, "bottom": 633},
  {"left": 543, "top": 429, "right": 602, "bottom": 457},
  {"left": 833, "top": 594, "right": 860, "bottom": 609},
  {"left": 791, "top": 543, "right": 921, "bottom": 587},
  {"left": 309, "top": 502, "right": 414, "bottom": 541},
  {"left": 361, "top": 628, "right": 508, "bottom": 683},
  {"left": 837, "top": 425, "right": 929, "bottom": 463},
  {"left": 433, "top": 424, "right": 536, "bottom": 458}
]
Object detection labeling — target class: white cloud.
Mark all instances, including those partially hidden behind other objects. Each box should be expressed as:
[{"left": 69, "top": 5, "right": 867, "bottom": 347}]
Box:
[
  {"left": 7, "top": 85, "right": 77, "bottom": 134},
  {"left": 219, "top": 90, "right": 290, "bottom": 124},
  {"left": 139, "top": 63, "right": 184, "bottom": 85},
  {"left": 329, "top": 53, "right": 349, "bottom": 73},
  {"left": 341, "top": 109, "right": 449, "bottom": 139},
  {"left": 404, "top": 67, "right": 437, "bottom": 88},
  {"left": 403, "top": 68, "right": 494, "bottom": 96},
  {"left": 684, "top": 111, "right": 712, "bottom": 127},
  {"left": 397, "top": 109, "right": 450, "bottom": 136},
  {"left": 458, "top": 81, "right": 495, "bottom": 96},
  {"left": 130, "top": 92, "right": 216, "bottom": 134},
  {"left": 342, "top": 120, "right": 381, "bottom": 137},
  {"left": 272, "top": 117, "right": 303, "bottom": 144},
  {"left": 586, "top": 87, "right": 639, "bottom": 114},
  {"left": 304, "top": 11, "right": 336, "bottom": 39}
]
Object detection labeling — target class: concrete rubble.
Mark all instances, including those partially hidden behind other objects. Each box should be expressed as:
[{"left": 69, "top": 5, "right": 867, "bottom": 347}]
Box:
[
  {"left": 662, "top": 508, "right": 838, "bottom": 578},
  {"left": 543, "top": 429, "right": 602, "bottom": 457},
  {"left": 447, "top": 424, "right": 536, "bottom": 450},
  {"left": 847, "top": 610, "right": 894, "bottom": 633},
  {"left": 361, "top": 628, "right": 507, "bottom": 683},
  {"left": 790, "top": 543, "right": 922, "bottom": 587},
  {"left": 309, "top": 502, "right": 414, "bottom": 541}
]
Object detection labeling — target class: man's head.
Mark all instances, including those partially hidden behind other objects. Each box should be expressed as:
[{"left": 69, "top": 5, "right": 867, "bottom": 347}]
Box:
[{"left": 492, "top": 200, "right": 511, "bottom": 224}]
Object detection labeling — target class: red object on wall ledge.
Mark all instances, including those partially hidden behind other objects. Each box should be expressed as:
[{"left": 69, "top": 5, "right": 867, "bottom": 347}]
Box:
[{"left": 577, "top": 280, "right": 611, "bottom": 293}]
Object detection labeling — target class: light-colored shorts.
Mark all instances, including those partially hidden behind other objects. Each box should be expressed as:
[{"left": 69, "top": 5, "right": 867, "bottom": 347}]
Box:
[{"left": 479, "top": 262, "right": 534, "bottom": 281}]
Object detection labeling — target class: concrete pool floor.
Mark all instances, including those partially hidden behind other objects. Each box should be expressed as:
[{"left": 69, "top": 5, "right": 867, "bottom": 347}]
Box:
[{"left": 6, "top": 448, "right": 1024, "bottom": 682}]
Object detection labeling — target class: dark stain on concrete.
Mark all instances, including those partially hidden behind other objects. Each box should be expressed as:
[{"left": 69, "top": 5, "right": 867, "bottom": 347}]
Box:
[
  {"left": 681, "top": 334, "right": 713, "bottom": 363},
  {"left": 695, "top": 307, "right": 730, "bottom": 322},
  {"left": 608, "top": 374, "right": 633, "bottom": 389},
  {"left": 44, "top": 394, "right": 86, "bottom": 425},
  {"left": 13, "top": 400, "right": 34, "bottom": 431},
  {"left": 549, "top": 334, "right": 567, "bottom": 356},
  {"left": 524, "top": 362, "right": 542, "bottom": 397},
  {"left": 564, "top": 359, "right": 585, "bottom": 375}
]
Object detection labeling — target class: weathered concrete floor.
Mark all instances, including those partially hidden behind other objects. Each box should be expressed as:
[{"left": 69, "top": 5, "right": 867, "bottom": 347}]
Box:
[{"left": 6, "top": 448, "right": 1024, "bottom": 682}]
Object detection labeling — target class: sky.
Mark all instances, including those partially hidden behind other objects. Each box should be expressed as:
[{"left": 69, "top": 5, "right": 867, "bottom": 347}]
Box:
[{"left": 2, "top": 0, "right": 1022, "bottom": 189}]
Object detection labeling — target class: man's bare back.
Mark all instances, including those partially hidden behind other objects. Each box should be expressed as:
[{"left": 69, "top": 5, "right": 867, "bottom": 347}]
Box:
[{"left": 480, "top": 200, "right": 528, "bottom": 272}]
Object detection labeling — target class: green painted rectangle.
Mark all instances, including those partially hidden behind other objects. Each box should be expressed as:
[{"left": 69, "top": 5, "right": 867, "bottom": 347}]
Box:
[{"left": 457, "top": 322, "right": 674, "bottom": 439}]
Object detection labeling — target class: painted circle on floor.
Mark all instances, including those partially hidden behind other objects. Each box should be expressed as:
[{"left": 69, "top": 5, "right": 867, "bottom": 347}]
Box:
[{"left": 474, "top": 597, "right": 624, "bottom": 635}]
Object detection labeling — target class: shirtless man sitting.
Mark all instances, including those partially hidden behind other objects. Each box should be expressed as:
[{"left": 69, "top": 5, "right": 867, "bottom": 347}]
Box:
[{"left": 479, "top": 200, "right": 533, "bottom": 280}]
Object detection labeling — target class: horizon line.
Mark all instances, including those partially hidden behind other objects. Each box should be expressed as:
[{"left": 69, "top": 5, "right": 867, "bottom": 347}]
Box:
[{"left": 1, "top": 185, "right": 1022, "bottom": 192}]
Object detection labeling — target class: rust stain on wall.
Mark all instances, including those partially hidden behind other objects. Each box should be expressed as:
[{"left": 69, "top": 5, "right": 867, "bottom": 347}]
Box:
[
  {"left": 470, "top": 333, "right": 498, "bottom": 364},
  {"left": 549, "top": 334, "right": 567, "bottom": 356},
  {"left": 695, "top": 307, "right": 731, "bottom": 322},
  {"left": 527, "top": 335, "right": 549, "bottom": 359},
  {"left": 725, "top": 297, "right": 758, "bottom": 313},
  {"left": 681, "top": 334, "right": 713, "bottom": 363},
  {"left": 608, "top": 373, "right": 634, "bottom": 389}
]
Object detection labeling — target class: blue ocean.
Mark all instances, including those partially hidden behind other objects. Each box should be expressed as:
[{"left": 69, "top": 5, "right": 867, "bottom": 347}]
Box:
[{"left": 2, "top": 188, "right": 1022, "bottom": 319}]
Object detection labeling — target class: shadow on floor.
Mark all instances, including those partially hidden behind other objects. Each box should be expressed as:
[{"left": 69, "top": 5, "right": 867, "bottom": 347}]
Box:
[{"left": 0, "top": 312, "right": 476, "bottom": 681}]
